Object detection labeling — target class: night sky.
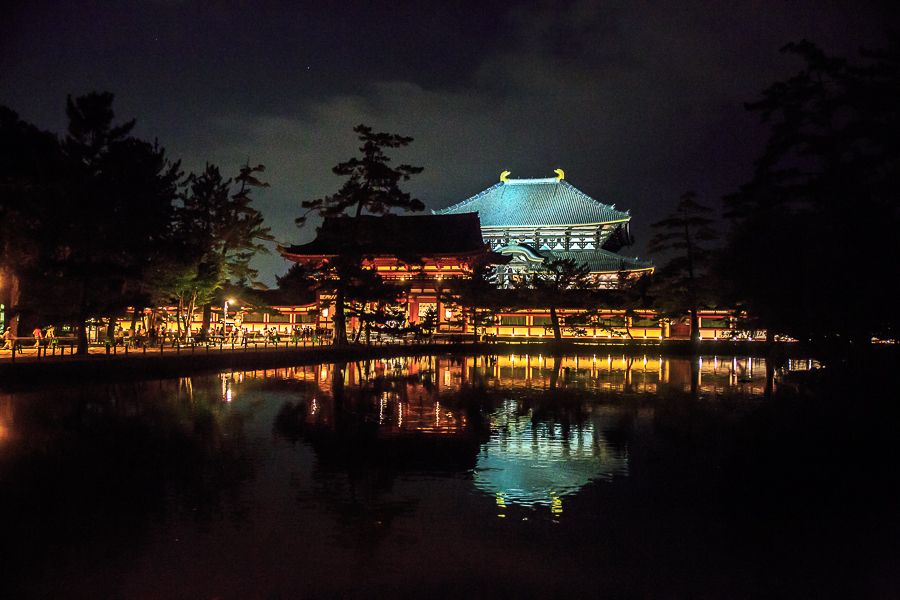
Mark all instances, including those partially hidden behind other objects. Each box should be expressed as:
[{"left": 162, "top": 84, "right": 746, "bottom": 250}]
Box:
[{"left": 1, "top": 1, "right": 892, "bottom": 287}]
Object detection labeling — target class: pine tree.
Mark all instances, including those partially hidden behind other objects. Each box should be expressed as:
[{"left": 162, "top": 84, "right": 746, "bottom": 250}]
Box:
[
  {"left": 294, "top": 124, "right": 424, "bottom": 346},
  {"left": 516, "top": 257, "right": 593, "bottom": 342},
  {"left": 721, "top": 34, "right": 899, "bottom": 344},
  {"left": 648, "top": 191, "right": 718, "bottom": 344},
  {"left": 296, "top": 125, "right": 424, "bottom": 226}
]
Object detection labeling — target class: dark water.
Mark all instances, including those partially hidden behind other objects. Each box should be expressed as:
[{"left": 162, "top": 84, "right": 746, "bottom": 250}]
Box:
[{"left": 1, "top": 354, "right": 897, "bottom": 599}]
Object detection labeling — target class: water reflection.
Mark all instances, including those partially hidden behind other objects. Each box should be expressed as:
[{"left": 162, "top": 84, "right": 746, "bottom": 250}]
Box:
[
  {"left": 262, "top": 353, "right": 815, "bottom": 514},
  {"left": 230, "top": 353, "right": 808, "bottom": 397},
  {"left": 2, "top": 352, "right": 854, "bottom": 599},
  {"left": 475, "top": 400, "right": 629, "bottom": 514}
]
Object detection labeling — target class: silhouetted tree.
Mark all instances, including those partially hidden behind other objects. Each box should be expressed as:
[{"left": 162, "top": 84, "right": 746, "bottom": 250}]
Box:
[
  {"left": 296, "top": 124, "right": 424, "bottom": 226},
  {"left": 294, "top": 125, "right": 424, "bottom": 345},
  {"left": 175, "top": 162, "right": 273, "bottom": 339},
  {"left": 515, "top": 257, "right": 593, "bottom": 342},
  {"left": 721, "top": 34, "right": 899, "bottom": 344},
  {"left": 0, "top": 106, "right": 62, "bottom": 335},
  {"left": 5, "top": 93, "right": 182, "bottom": 353},
  {"left": 648, "top": 191, "right": 718, "bottom": 344},
  {"left": 221, "top": 162, "right": 274, "bottom": 285},
  {"left": 441, "top": 254, "right": 504, "bottom": 338}
]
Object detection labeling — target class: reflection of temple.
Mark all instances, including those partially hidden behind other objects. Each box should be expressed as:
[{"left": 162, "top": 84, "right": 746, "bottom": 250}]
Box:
[
  {"left": 232, "top": 354, "right": 779, "bottom": 399},
  {"left": 474, "top": 400, "right": 629, "bottom": 513},
  {"left": 267, "top": 355, "right": 638, "bottom": 514},
  {"left": 434, "top": 170, "right": 653, "bottom": 288},
  {"left": 231, "top": 353, "right": 801, "bottom": 516}
]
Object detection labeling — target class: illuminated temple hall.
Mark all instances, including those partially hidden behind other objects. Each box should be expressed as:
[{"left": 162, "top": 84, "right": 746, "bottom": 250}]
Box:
[
  {"left": 275, "top": 173, "right": 741, "bottom": 338},
  {"left": 434, "top": 170, "right": 653, "bottom": 287},
  {"left": 280, "top": 213, "right": 505, "bottom": 330}
]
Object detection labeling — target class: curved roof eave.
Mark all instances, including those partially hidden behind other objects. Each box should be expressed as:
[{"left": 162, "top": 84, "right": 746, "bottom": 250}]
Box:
[
  {"left": 481, "top": 218, "right": 631, "bottom": 229},
  {"left": 434, "top": 179, "right": 631, "bottom": 228}
]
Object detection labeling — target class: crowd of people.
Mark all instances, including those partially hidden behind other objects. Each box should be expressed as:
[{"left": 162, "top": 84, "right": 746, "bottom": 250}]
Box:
[
  {"left": 121, "top": 323, "right": 333, "bottom": 347},
  {"left": 1, "top": 325, "right": 56, "bottom": 351},
  {"left": 1, "top": 322, "right": 337, "bottom": 353}
]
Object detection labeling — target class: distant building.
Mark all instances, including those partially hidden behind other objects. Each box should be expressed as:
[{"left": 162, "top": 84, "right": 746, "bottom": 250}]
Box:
[{"left": 434, "top": 170, "right": 653, "bottom": 287}]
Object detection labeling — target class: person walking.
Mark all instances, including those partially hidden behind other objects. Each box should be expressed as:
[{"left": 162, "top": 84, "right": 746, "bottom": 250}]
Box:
[
  {"left": 1, "top": 327, "right": 15, "bottom": 350},
  {"left": 32, "top": 327, "right": 42, "bottom": 348},
  {"left": 45, "top": 325, "right": 57, "bottom": 349}
]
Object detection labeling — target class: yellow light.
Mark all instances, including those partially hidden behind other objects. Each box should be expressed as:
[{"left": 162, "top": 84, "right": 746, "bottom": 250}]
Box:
[
  {"left": 551, "top": 496, "right": 563, "bottom": 515},
  {"left": 322, "top": 308, "right": 329, "bottom": 318}
]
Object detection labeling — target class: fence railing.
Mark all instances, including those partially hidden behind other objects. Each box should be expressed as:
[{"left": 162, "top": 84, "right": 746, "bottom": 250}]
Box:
[{"left": 1, "top": 332, "right": 494, "bottom": 363}]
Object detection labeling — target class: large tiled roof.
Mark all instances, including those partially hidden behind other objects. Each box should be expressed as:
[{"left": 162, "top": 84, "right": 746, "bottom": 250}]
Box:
[
  {"left": 281, "top": 213, "right": 488, "bottom": 257},
  {"left": 434, "top": 178, "right": 630, "bottom": 228},
  {"left": 541, "top": 248, "right": 653, "bottom": 274}
]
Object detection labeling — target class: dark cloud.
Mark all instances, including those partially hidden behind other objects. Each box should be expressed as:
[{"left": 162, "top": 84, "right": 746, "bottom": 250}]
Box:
[{"left": 1, "top": 0, "right": 892, "bottom": 285}]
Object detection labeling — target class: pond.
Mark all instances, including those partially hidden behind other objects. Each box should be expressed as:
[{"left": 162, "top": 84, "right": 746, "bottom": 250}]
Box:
[{"left": 1, "top": 353, "right": 897, "bottom": 599}]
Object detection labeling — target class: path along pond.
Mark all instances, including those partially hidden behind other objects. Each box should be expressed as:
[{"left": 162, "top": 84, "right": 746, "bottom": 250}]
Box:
[{"left": 1, "top": 353, "right": 897, "bottom": 599}]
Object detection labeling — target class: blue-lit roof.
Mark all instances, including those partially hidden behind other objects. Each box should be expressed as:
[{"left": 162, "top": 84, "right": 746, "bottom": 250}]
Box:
[
  {"left": 541, "top": 248, "right": 653, "bottom": 274},
  {"left": 435, "top": 178, "right": 630, "bottom": 228}
]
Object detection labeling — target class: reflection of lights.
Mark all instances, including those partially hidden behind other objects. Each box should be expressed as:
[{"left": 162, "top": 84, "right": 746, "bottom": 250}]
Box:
[
  {"left": 551, "top": 496, "right": 562, "bottom": 516},
  {"left": 474, "top": 412, "right": 628, "bottom": 509}
]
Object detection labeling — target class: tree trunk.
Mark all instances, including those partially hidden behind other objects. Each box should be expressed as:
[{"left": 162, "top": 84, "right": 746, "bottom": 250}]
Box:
[
  {"left": 130, "top": 306, "right": 141, "bottom": 331},
  {"left": 175, "top": 297, "right": 184, "bottom": 341},
  {"left": 1, "top": 267, "right": 21, "bottom": 335},
  {"left": 200, "top": 304, "right": 213, "bottom": 340},
  {"left": 332, "top": 285, "right": 348, "bottom": 346},
  {"left": 76, "top": 319, "right": 89, "bottom": 355},
  {"left": 690, "top": 307, "right": 700, "bottom": 344},
  {"left": 550, "top": 305, "right": 562, "bottom": 341}
]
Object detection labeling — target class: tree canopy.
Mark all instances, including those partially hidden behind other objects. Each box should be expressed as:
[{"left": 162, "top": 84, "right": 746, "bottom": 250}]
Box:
[
  {"left": 296, "top": 124, "right": 424, "bottom": 226},
  {"left": 1, "top": 93, "right": 273, "bottom": 351},
  {"left": 2, "top": 92, "right": 183, "bottom": 352},
  {"left": 292, "top": 124, "right": 424, "bottom": 345},
  {"left": 721, "top": 33, "right": 899, "bottom": 344},
  {"left": 648, "top": 191, "right": 719, "bottom": 343}
]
